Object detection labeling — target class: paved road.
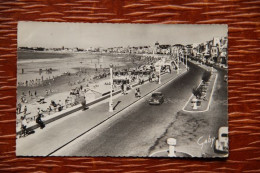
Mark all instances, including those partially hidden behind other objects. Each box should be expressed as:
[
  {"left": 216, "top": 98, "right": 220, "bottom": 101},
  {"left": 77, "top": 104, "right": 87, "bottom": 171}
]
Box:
[
  {"left": 53, "top": 62, "right": 214, "bottom": 156},
  {"left": 201, "top": 66, "right": 228, "bottom": 157}
]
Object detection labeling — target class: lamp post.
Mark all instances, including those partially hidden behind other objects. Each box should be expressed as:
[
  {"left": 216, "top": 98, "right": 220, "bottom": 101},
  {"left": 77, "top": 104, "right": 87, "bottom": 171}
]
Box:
[
  {"left": 183, "top": 48, "right": 187, "bottom": 69},
  {"left": 177, "top": 50, "right": 179, "bottom": 74},
  {"left": 186, "top": 52, "right": 188, "bottom": 69},
  {"left": 109, "top": 64, "right": 113, "bottom": 112},
  {"left": 182, "top": 51, "right": 185, "bottom": 65},
  {"left": 183, "top": 51, "right": 185, "bottom": 65},
  {"left": 155, "top": 59, "right": 162, "bottom": 85},
  {"left": 158, "top": 64, "right": 161, "bottom": 84}
]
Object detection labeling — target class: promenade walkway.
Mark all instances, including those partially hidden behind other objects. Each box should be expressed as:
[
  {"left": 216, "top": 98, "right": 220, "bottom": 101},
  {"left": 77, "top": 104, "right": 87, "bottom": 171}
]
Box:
[
  {"left": 16, "top": 75, "right": 150, "bottom": 132},
  {"left": 17, "top": 65, "right": 187, "bottom": 156}
]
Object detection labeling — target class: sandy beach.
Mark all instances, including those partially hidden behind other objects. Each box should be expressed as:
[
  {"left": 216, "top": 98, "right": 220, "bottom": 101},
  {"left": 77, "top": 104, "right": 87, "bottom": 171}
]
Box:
[
  {"left": 17, "top": 51, "right": 133, "bottom": 83},
  {"left": 16, "top": 51, "right": 147, "bottom": 122}
]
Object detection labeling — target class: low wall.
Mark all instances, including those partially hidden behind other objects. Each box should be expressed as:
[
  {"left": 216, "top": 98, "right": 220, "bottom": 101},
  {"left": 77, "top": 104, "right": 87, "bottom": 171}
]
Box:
[{"left": 17, "top": 90, "right": 120, "bottom": 135}]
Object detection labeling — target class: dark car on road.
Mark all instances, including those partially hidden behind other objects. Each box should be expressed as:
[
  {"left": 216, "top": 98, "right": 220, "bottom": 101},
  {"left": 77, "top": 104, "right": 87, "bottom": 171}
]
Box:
[{"left": 149, "top": 92, "right": 164, "bottom": 105}]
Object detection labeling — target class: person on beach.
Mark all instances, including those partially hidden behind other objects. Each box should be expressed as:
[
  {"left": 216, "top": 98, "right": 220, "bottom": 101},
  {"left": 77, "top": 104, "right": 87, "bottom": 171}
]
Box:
[
  {"left": 35, "top": 91, "right": 37, "bottom": 97},
  {"left": 58, "top": 100, "right": 63, "bottom": 111},
  {"left": 17, "top": 103, "right": 22, "bottom": 114},
  {"left": 65, "top": 97, "right": 69, "bottom": 108},
  {"left": 139, "top": 77, "right": 142, "bottom": 85},
  {"left": 20, "top": 116, "right": 28, "bottom": 138},
  {"left": 47, "top": 105, "right": 52, "bottom": 115}
]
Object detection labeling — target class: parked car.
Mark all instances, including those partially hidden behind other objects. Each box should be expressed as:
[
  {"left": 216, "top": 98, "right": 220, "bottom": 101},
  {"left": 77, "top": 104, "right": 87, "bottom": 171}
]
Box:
[
  {"left": 214, "top": 127, "right": 228, "bottom": 154},
  {"left": 149, "top": 92, "right": 164, "bottom": 105}
]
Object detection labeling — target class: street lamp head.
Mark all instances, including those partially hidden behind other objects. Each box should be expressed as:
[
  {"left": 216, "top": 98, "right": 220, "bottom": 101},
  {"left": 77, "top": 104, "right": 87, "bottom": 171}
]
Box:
[{"left": 109, "top": 64, "right": 113, "bottom": 68}]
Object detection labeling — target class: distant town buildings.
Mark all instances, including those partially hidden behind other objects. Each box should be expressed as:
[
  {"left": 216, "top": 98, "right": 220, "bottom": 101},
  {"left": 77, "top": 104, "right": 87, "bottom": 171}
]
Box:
[
  {"left": 18, "top": 37, "right": 228, "bottom": 67},
  {"left": 189, "top": 37, "right": 228, "bottom": 66}
]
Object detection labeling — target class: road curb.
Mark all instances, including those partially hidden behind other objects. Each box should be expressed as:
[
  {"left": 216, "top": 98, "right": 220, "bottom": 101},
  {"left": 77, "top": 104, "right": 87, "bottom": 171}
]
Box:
[{"left": 182, "top": 73, "right": 218, "bottom": 113}]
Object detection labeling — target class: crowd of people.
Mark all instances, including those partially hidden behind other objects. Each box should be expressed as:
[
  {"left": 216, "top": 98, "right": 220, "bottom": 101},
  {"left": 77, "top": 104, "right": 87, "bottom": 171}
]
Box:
[
  {"left": 17, "top": 59, "right": 175, "bottom": 138},
  {"left": 17, "top": 75, "right": 56, "bottom": 87},
  {"left": 17, "top": 93, "right": 84, "bottom": 138}
]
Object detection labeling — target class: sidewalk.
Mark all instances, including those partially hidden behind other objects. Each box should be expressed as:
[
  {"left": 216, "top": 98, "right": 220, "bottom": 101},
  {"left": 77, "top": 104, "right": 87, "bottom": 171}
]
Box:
[{"left": 16, "top": 66, "right": 188, "bottom": 156}]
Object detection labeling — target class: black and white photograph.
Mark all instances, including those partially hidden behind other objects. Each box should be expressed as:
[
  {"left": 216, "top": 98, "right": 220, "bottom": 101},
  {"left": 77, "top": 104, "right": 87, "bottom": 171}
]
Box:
[{"left": 16, "top": 22, "right": 228, "bottom": 158}]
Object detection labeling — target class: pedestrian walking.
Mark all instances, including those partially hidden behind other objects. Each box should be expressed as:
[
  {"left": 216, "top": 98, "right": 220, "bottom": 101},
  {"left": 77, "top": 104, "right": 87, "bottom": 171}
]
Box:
[
  {"left": 35, "top": 91, "right": 37, "bottom": 97},
  {"left": 121, "top": 83, "right": 124, "bottom": 94},
  {"left": 81, "top": 96, "right": 87, "bottom": 111},
  {"left": 135, "top": 88, "right": 141, "bottom": 98},
  {"left": 23, "top": 106, "right": 27, "bottom": 115},
  {"left": 135, "top": 88, "right": 138, "bottom": 98},
  {"left": 137, "top": 88, "right": 141, "bottom": 97},
  {"left": 123, "top": 83, "right": 127, "bottom": 94},
  {"left": 36, "top": 108, "right": 45, "bottom": 129}
]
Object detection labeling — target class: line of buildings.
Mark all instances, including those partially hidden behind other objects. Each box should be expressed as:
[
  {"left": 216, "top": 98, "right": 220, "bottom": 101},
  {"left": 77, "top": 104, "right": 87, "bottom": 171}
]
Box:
[
  {"left": 187, "top": 37, "right": 228, "bottom": 66},
  {"left": 18, "top": 37, "right": 227, "bottom": 67}
]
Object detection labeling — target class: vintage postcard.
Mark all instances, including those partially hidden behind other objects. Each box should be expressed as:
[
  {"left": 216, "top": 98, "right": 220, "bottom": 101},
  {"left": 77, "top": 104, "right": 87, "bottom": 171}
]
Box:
[{"left": 16, "top": 22, "right": 228, "bottom": 158}]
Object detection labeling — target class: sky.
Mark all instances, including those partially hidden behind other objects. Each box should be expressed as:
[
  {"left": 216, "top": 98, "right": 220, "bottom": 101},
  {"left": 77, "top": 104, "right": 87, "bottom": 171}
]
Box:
[{"left": 18, "top": 21, "right": 227, "bottom": 49}]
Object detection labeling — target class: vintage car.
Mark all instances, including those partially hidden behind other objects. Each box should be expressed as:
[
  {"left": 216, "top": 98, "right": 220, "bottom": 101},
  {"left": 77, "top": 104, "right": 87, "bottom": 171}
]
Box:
[
  {"left": 149, "top": 92, "right": 164, "bottom": 105},
  {"left": 214, "top": 127, "right": 229, "bottom": 154}
]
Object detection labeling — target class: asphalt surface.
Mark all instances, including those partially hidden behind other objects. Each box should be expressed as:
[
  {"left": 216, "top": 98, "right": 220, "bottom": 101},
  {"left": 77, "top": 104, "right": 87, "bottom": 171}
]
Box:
[
  {"left": 202, "top": 66, "right": 228, "bottom": 157},
  {"left": 53, "top": 62, "right": 216, "bottom": 157},
  {"left": 149, "top": 64, "right": 228, "bottom": 157}
]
